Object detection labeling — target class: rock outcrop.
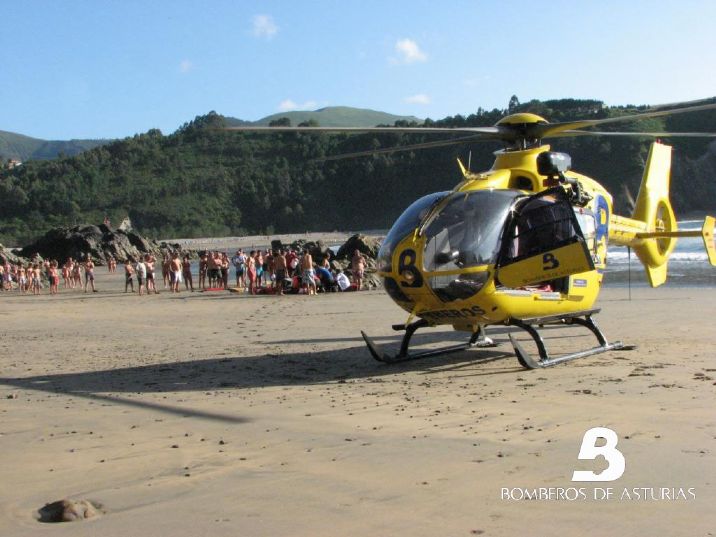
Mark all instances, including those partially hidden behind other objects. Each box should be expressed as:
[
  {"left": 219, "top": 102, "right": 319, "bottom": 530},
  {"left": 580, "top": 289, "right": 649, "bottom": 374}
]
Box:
[{"left": 18, "top": 224, "right": 181, "bottom": 264}]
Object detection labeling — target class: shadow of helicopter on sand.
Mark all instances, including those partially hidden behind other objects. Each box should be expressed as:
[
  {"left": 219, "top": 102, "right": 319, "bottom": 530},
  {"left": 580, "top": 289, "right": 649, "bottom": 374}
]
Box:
[{"left": 0, "top": 325, "right": 592, "bottom": 423}]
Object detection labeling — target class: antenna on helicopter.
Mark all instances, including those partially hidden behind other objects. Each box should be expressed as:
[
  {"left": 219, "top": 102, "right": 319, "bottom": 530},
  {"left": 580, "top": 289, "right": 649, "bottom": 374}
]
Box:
[{"left": 467, "top": 150, "right": 472, "bottom": 172}]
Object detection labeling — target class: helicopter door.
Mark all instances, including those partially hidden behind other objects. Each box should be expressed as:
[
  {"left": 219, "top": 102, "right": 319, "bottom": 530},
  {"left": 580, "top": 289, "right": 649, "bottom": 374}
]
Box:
[{"left": 496, "top": 188, "right": 594, "bottom": 288}]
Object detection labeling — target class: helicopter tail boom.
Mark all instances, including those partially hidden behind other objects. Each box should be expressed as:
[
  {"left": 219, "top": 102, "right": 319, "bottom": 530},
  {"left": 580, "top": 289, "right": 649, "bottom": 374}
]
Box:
[{"left": 609, "top": 142, "right": 715, "bottom": 284}]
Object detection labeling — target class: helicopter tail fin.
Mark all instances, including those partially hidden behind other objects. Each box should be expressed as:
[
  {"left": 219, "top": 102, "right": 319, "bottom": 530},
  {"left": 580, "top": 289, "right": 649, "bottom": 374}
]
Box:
[{"left": 630, "top": 142, "right": 677, "bottom": 287}]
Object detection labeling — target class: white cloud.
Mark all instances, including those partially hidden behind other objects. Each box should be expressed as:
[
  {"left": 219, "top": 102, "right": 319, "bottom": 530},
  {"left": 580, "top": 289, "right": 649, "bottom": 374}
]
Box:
[
  {"left": 252, "top": 14, "right": 278, "bottom": 39},
  {"left": 405, "top": 93, "right": 431, "bottom": 105},
  {"left": 394, "top": 38, "right": 427, "bottom": 64},
  {"left": 278, "top": 99, "right": 318, "bottom": 112},
  {"left": 179, "top": 59, "right": 194, "bottom": 74}
]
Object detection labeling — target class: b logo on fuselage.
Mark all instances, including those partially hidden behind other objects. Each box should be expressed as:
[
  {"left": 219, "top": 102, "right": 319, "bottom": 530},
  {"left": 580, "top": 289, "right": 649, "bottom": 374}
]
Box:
[
  {"left": 398, "top": 249, "right": 423, "bottom": 288},
  {"left": 542, "top": 252, "right": 560, "bottom": 271}
]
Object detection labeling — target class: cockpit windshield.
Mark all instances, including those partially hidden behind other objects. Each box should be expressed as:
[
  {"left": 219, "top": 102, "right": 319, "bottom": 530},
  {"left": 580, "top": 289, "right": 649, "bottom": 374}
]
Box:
[
  {"left": 423, "top": 189, "right": 521, "bottom": 272},
  {"left": 377, "top": 191, "right": 449, "bottom": 271}
]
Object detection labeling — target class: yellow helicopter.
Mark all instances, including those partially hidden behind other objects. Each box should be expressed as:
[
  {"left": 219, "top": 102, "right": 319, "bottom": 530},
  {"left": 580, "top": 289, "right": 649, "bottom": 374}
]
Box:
[{"left": 227, "top": 98, "right": 716, "bottom": 368}]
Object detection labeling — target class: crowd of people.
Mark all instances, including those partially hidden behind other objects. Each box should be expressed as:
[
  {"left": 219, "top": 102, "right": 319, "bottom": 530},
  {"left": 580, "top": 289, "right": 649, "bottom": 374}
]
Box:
[
  {"left": 1, "top": 246, "right": 370, "bottom": 296},
  {"left": 198, "top": 246, "right": 366, "bottom": 295},
  {"left": 1, "top": 254, "right": 98, "bottom": 295}
]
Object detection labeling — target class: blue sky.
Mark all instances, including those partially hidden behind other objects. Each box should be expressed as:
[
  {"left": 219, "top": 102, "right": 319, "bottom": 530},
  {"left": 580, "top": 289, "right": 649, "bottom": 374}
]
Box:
[{"left": 3, "top": 0, "right": 715, "bottom": 140}]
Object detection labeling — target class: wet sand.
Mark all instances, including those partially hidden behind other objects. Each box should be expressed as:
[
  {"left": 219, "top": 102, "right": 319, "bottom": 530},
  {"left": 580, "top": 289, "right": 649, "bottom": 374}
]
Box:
[{"left": 0, "top": 273, "right": 714, "bottom": 536}]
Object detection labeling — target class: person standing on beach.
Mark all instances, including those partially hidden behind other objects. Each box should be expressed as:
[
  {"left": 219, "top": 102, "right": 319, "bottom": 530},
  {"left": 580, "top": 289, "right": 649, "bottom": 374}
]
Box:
[
  {"left": 246, "top": 250, "right": 257, "bottom": 295},
  {"left": 285, "top": 248, "right": 298, "bottom": 278},
  {"left": 255, "top": 250, "right": 264, "bottom": 288},
  {"left": 170, "top": 252, "right": 182, "bottom": 293},
  {"left": 124, "top": 259, "right": 135, "bottom": 292},
  {"left": 182, "top": 254, "right": 194, "bottom": 291},
  {"left": 207, "top": 252, "right": 218, "bottom": 288},
  {"left": 220, "top": 252, "right": 230, "bottom": 290},
  {"left": 351, "top": 249, "right": 366, "bottom": 291},
  {"left": 135, "top": 257, "right": 147, "bottom": 296},
  {"left": 70, "top": 260, "right": 80, "bottom": 288},
  {"left": 162, "top": 254, "right": 171, "bottom": 289},
  {"left": 232, "top": 249, "right": 246, "bottom": 288},
  {"left": 49, "top": 261, "right": 59, "bottom": 295},
  {"left": 145, "top": 254, "right": 159, "bottom": 294},
  {"left": 265, "top": 249, "right": 274, "bottom": 289},
  {"left": 84, "top": 255, "right": 97, "bottom": 293},
  {"left": 62, "top": 259, "right": 71, "bottom": 288},
  {"left": 273, "top": 249, "right": 287, "bottom": 295},
  {"left": 198, "top": 253, "right": 208, "bottom": 290},
  {"left": 301, "top": 249, "right": 316, "bottom": 296},
  {"left": 31, "top": 264, "right": 41, "bottom": 294}
]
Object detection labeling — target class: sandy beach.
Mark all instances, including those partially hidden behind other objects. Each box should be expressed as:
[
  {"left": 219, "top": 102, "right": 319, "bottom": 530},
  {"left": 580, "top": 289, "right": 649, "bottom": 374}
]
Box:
[{"left": 0, "top": 272, "right": 714, "bottom": 536}]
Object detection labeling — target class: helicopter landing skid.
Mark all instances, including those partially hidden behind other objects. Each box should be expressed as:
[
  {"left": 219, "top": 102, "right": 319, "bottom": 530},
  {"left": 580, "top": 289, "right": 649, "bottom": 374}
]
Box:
[
  {"left": 507, "top": 309, "right": 632, "bottom": 369},
  {"left": 361, "top": 319, "right": 497, "bottom": 364}
]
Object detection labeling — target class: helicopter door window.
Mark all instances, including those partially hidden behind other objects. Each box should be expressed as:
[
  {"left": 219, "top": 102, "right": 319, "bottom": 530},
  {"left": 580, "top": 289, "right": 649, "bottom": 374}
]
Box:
[
  {"left": 496, "top": 188, "right": 595, "bottom": 289},
  {"left": 504, "top": 193, "right": 578, "bottom": 261}
]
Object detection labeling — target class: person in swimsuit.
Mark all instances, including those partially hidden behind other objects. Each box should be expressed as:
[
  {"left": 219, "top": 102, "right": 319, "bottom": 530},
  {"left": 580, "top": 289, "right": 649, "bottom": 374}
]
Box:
[
  {"left": 17, "top": 265, "right": 26, "bottom": 293},
  {"left": 170, "top": 252, "right": 182, "bottom": 293},
  {"left": 162, "top": 254, "right": 171, "bottom": 289},
  {"left": 220, "top": 252, "right": 229, "bottom": 290},
  {"left": 246, "top": 250, "right": 257, "bottom": 295},
  {"left": 145, "top": 254, "right": 158, "bottom": 294},
  {"left": 300, "top": 249, "right": 317, "bottom": 296},
  {"left": 255, "top": 250, "right": 264, "bottom": 289},
  {"left": 31, "top": 264, "right": 41, "bottom": 295},
  {"left": 49, "top": 260, "right": 60, "bottom": 295},
  {"left": 84, "top": 255, "right": 97, "bottom": 293},
  {"left": 351, "top": 249, "right": 366, "bottom": 291},
  {"left": 232, "top": 250, "right": 246, "bottom": 288},
  {"left": 273, "top": 249, "right": 287, "bottom": 295},
  {"left": 124, "top": 259, "right": 135, "bottom": 292},
  {"left": 198, "top": 253, "right": 208, "bottom": 290},
  {"left": 182, "top": 255, "right": 194, "bottom": 291},
  {"left": 135, "top": 257, "right": 147, "bottom": 296},
  {"left": 72, "top": 261, "right": 82, "bottom": 288}
]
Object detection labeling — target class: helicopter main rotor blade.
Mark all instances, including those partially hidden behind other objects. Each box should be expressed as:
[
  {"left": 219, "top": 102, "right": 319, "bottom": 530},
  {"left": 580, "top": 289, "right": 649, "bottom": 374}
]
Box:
[
  {"left": 224, "top": 125, "right": 505, "bottom": 135},
  {"left": 533, "top": 98, "right": 716, "bottom": 139},
  {"left": 546, "top": 130, "right": 716, "bottom": 139},
  {"left": 311, "top": 134, "right": 497, "bottom": 162}
]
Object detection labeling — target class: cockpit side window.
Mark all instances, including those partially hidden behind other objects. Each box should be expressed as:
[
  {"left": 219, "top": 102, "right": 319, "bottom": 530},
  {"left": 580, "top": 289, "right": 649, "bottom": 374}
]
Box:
[{"left": 377, "top": 191, "right": 448, "bottom": 272}]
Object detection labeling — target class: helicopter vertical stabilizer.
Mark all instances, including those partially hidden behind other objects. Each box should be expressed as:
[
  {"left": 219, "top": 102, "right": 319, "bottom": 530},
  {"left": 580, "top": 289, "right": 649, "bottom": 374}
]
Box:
[{"left": 630, "top": 142, "right": 677, "bottom": 287}]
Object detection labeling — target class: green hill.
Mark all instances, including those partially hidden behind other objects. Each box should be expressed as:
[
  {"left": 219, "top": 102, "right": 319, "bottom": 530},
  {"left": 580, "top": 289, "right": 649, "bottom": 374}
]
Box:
[
  {"left": 246, "top": 106, "right": 422, "bottom": 127},
  {"left": 1, "top": 107, "right": 419, "bottom": 162},
  {"left": 0, "top": 130, "right": 110, "bottom": 161},
  {"left": 0, "top": 100, "right": 714, "bottom": 246}
]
